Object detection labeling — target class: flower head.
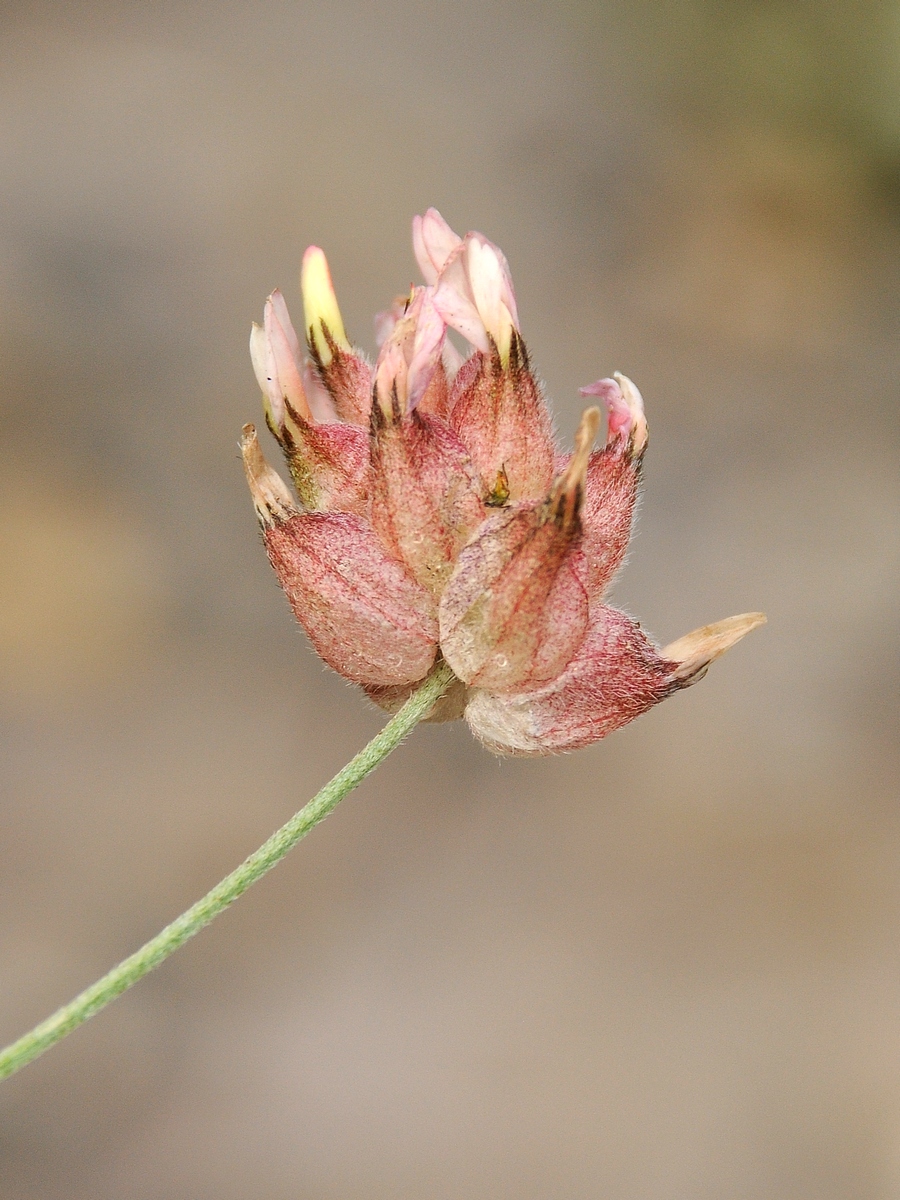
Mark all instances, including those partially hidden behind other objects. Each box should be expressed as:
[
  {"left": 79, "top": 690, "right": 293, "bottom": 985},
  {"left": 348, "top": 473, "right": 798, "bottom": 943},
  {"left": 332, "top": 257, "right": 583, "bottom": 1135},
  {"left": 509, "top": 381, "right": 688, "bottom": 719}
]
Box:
[{"left": 244, "top": 211, "right": 764, "bottom": 754}]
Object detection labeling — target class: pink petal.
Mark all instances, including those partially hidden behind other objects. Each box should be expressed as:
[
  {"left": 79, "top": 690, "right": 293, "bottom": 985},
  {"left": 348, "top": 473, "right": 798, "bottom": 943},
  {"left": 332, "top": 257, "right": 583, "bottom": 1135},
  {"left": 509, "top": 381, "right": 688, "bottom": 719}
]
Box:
[
  {"left": 264, "top": 291, "right": 310, "bottom": 421},
  {"left": 412, "top": 208, "right": 462, "bottom": 285},
  {"left": 249, "top": 322, "right": 276, "bottom": 419},
  {"left": 373, "top": 287, "right": 446, "bottom": 415},
  {"left": 432, "top": 270, "right": 489, "bottom": 350},
  {"left": 430, "top": 231, "right": 519, "bottom": 359},
  {"left": 268, "top": 288, "right": 302, "bottom": 361},
  {"left": 579, "top": 373, "right": 647, "bottom": 456},
  {"left": 374, "top": 293, "right": 409, "bottom": 348},
  {"left": 406, "top": 289, "right": 446, "bottom": 410},
  {"left": 373, "top": 340, "right": 409, "bottom": 415},
  {"left": 465, "top": 233, "right": 519, "bottom": 342}
]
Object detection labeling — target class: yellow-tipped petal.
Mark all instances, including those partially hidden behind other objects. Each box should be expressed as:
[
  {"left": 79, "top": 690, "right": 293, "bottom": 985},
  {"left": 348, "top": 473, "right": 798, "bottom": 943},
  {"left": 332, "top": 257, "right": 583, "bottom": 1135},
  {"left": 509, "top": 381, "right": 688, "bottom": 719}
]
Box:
[
  {"left": 663, "top": 612, "right": 767, "bottom": 685},
  {"left": 301, "top": 246, "right": 349, "bottom": 365}
]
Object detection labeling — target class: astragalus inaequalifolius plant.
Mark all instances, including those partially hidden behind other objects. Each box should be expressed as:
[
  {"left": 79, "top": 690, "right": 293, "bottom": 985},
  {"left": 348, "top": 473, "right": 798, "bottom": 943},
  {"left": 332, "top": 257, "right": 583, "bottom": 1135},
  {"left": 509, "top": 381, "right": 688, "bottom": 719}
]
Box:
[
  {"left": 0, "top": 209, "right": 763, "bottom": 1082},
  {"left": 245, "top": 207, "right": 765, "bottom": 753}
]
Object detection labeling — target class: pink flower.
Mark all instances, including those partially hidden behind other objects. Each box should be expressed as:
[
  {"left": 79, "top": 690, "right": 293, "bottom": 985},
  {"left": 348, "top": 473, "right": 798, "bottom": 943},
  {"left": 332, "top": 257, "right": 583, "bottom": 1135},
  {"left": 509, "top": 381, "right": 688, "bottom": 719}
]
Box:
[{"left": 243, "top": 210, "right": 765, "bottom": 755}]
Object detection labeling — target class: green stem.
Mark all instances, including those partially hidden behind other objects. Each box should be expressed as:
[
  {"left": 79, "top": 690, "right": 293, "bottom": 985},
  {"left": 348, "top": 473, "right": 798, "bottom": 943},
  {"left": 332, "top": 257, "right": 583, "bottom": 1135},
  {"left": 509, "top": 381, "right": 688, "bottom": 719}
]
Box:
[{"left": 0, "top": 661, "right": 456, "bottom": 1082}]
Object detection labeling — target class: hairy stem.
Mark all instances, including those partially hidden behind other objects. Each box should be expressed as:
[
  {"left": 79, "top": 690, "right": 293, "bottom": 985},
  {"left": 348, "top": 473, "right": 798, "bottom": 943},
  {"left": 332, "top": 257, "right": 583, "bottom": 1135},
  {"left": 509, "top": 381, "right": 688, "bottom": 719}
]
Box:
[{"left": 0, "top": 661, "right": 456, "bottom": 1082}]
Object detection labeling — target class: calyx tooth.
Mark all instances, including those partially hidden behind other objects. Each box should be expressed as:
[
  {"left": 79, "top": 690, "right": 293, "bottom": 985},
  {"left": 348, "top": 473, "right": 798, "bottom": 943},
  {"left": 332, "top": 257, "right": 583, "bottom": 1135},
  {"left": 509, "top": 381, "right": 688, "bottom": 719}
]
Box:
[
  {"left": 241, "top": 424, "right": 298, "bottom": 526},
  {"left": 663, "top": 612, "right": 766, "bottom": 684}
]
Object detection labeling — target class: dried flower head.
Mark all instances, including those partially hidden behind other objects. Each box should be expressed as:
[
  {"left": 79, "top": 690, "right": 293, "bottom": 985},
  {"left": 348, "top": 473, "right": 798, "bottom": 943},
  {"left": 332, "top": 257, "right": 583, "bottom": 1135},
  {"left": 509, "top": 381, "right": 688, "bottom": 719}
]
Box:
[{"left": 244, "top": 209, "right": 764, "bottom": 755}]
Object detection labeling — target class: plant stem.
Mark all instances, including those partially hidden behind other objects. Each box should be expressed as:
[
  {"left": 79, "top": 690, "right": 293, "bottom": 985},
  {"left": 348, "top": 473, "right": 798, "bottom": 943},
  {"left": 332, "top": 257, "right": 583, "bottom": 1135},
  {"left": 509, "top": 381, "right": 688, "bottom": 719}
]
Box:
[{"left": 0, "top": 661, "right": 456, "bottom": 1082}]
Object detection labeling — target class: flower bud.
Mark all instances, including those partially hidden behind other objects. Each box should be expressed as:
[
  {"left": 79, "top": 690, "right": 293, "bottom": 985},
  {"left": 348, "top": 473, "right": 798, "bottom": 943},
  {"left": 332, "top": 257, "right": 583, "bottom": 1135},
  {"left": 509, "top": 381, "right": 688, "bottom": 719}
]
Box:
[
  {"left": 580, "top": 372, "right": 648, "bottom": 459},
  {"left": 250, "top": 290, "right": 312, "bottom": 435},
  {"left": 372, "top": 287, "right": 445, "bottom": 415},
  {"left": 414, "top": 211, "right": 553, "bottom": 499},
  {"left": 250, "top": 291, "right": 368, "bottom": 513}
]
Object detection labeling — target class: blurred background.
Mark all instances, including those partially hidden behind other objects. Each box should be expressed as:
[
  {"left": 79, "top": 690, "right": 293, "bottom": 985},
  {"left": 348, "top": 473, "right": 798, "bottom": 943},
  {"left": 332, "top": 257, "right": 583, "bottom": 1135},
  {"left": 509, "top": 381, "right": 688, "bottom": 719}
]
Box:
[{"left": 0, "top": 1, "right": 898, "bottom": 1196}]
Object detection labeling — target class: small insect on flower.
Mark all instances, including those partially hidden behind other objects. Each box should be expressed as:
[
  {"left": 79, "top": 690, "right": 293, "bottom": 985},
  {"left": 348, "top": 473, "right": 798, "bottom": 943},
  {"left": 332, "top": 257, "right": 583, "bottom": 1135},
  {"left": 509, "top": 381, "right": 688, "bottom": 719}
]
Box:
[{"left": 244, "top": 209, "right": 765, "bottom": 754}]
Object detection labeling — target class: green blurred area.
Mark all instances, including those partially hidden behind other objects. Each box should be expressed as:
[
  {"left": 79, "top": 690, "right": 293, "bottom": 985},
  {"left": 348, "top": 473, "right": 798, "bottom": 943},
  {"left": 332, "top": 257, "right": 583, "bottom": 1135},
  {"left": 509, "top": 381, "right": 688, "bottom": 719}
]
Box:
[{"left": 625, "top": 0, "right": 900, "bottom": 163}]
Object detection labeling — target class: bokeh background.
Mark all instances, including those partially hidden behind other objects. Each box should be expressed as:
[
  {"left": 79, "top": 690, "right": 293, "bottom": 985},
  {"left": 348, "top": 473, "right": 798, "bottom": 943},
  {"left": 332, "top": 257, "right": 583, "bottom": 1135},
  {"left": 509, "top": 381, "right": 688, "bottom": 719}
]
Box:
[{"left": 1, "top": 1, "right": 899, "bottom": 1196}]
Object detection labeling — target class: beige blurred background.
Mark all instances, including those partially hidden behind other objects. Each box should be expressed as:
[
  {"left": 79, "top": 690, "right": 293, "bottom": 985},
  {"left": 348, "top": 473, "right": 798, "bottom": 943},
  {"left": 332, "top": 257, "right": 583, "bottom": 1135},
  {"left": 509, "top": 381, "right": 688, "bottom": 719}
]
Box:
[{"left": 0, "top": 1, "right": 898, "bottom": 1196}]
